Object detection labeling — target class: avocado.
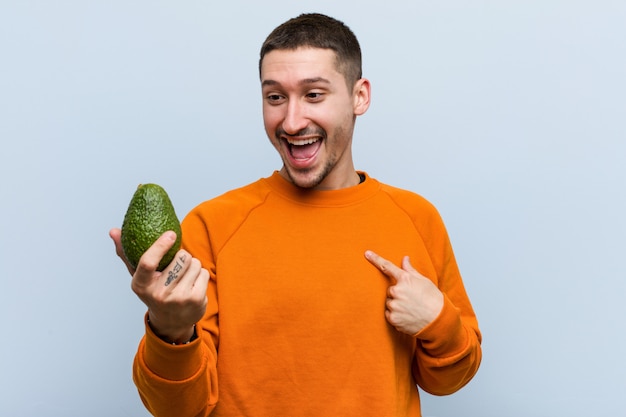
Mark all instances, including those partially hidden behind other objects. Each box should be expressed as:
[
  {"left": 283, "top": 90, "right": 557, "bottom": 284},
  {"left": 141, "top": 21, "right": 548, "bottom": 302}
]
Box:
[{"left": 121, "top": 183, "right": 182, "bottom": 271}]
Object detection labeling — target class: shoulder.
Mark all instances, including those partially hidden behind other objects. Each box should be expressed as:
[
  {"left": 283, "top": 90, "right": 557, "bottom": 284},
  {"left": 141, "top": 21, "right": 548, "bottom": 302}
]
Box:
[
  {"left": 372, "top": 180, "right": 454, "bottom": 254},
  {"left": 371, "top": 179, "right": 449, "bottom": 237},
  {"left": 185, "top": 178, "right": 271, "bottom": 225},
  {"left": 180, "top": 177, "right": 274, "bottom": 257},
  {"left": 377, "top": 181, "right": 440, "bottom": 218}
]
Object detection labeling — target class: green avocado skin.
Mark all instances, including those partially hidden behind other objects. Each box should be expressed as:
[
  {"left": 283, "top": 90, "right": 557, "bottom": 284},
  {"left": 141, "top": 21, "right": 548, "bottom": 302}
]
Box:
[{"left": 121, "top": 183, "right": 182, "bottom": 272}]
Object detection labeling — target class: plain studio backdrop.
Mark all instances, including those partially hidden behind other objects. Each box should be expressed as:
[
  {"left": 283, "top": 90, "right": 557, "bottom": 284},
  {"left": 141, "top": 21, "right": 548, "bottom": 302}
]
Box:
[{"left": 1, "top": 1, "right": 624, "bottom": 416}]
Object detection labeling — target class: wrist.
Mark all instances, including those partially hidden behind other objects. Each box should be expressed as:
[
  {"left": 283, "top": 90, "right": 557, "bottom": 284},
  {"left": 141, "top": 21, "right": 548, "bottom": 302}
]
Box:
[{"left": 146, "top": 315, "right": 198, "bottom": 345}]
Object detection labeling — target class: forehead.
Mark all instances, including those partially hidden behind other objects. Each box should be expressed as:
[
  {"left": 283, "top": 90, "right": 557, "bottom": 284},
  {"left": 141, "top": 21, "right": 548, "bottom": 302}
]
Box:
[{"left": 260, "top": 47, "right": 341, "bottom": 84}]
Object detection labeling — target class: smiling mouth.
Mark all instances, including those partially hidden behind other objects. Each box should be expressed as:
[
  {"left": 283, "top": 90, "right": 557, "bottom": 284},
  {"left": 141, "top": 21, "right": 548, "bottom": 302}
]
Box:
[{"left": 285, "top": 137, "right": 322, "bottom": 160}]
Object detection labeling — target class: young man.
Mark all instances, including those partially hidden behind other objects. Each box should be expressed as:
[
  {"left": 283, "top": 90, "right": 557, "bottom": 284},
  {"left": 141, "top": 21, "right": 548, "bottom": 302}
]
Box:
[{"left": 110, "top": 13, "right": 481, "bottom": 417}]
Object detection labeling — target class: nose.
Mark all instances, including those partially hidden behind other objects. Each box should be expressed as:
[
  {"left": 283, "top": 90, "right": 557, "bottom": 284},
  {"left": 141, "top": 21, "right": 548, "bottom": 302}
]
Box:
[{"left": 282, "top": 99, "right": 308, "bottom": 135}]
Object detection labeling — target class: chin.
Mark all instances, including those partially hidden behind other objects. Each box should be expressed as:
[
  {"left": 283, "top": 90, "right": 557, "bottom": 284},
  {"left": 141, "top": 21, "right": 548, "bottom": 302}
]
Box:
[{"left": 284, "top": 166, "right": 325, "bottom": 189}]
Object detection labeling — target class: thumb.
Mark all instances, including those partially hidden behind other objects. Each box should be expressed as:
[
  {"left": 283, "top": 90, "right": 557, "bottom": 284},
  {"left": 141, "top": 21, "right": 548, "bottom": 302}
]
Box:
[
  {"left": 135, "top": 231, "right": 178, "bottom": 274},
  {"left": 401, "top": 256, "right": 431, "bottom": 283},
  {"left": 401, "top": 256, "right": 417, "bottom": 273}
]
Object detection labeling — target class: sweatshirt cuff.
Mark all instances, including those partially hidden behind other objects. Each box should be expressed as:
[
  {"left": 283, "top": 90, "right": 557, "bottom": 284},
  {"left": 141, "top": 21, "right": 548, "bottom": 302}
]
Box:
[
  {"left": 414, "top": 294, "right": 468, "bottom": 357},
  {"left": 142, "top": 314, "right": 204, "bottom": 381}
]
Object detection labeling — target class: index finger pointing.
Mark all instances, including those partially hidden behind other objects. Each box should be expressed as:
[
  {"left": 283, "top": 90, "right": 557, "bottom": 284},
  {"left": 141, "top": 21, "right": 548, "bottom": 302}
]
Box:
[{"left": 364, "top": 250, "right": 400, "bottom": 282}]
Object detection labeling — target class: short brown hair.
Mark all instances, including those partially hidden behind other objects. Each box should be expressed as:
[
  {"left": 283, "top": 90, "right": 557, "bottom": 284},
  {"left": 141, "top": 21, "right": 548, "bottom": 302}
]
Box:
[{"left": 259, "top": 13, "right": 363, "bottom": 88}]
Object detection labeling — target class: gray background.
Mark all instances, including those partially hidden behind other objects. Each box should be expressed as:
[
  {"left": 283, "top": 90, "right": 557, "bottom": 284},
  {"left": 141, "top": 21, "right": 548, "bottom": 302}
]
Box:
[{"left": 1, "top": 1, "right": 624, "bottom": 416}]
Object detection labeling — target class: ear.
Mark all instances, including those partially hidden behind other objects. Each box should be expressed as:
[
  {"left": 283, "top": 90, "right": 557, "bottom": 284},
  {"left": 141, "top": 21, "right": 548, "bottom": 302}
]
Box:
[{"left": 352, "top": 78, "right": 371, "bottom": 116}]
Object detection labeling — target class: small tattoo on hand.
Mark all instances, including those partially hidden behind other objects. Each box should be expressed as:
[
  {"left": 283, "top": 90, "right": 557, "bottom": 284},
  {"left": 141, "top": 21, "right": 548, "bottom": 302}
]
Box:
[{"left": 165, "top": 260, "right": 184, "bottom": 286}]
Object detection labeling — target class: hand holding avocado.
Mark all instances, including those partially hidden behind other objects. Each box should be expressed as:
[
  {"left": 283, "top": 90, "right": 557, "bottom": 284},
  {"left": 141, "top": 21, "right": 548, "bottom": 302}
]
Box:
[{"left": 110, "top": 184, "right": 209, "bottom": 344}]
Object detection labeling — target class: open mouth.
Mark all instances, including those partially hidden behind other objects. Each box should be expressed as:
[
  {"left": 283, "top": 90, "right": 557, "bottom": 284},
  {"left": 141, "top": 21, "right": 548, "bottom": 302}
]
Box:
[{"left": 285, "top": 137, "right": 323, "bottom": 161}]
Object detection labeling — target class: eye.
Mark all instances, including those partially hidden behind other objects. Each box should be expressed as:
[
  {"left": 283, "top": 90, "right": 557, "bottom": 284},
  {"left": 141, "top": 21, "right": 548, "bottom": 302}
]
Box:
[
  {"left": 306, "top": 91, "right": 324, "bottom": 101},
  {"left": 265, "top": 93, "right": 285, "bottom": 104}
]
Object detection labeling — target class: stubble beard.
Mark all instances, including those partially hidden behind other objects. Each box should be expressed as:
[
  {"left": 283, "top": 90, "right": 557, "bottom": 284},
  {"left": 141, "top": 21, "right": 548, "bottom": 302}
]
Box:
[{"left": 282, "top": 158, "right": 335, "bottom": 189}]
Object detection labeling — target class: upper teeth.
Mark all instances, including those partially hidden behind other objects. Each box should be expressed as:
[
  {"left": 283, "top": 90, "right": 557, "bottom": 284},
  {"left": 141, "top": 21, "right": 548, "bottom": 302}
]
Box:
[{"left": 287, "top": 138, "right": 318, "bottom": 146}]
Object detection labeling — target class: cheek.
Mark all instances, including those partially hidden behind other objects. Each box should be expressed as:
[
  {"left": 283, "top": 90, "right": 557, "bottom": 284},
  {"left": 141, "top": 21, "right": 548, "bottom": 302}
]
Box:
[
  {"left": 262, "top": 106, "right": 281, "bottom": 136},
  {"left": 263, "top": 118, "right": 283, "bottom": 152}
]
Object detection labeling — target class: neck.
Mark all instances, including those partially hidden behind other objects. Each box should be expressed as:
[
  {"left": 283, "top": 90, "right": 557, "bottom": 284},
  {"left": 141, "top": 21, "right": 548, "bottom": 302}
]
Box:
[{"left": 279, "top": 167, "right": 362, "bottom": 190}]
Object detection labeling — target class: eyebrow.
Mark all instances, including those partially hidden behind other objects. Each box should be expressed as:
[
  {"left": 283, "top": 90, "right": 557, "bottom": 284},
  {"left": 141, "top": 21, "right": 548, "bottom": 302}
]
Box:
[{"left": 261, "top": 77, "right": 331, "bottom": 88}]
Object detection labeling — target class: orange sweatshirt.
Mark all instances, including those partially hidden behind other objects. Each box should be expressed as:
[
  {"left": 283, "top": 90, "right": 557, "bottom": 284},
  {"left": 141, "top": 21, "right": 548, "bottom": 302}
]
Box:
[{"left": 133, "top": 171, "right": 482, "bottom": 417}]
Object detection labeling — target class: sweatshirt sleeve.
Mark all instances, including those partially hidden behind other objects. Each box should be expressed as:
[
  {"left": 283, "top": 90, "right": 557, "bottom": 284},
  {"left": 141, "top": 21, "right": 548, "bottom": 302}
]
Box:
[
  {"left": 410, "top": 197, "right": 482, "bottom": 395},
  {"left": 132, "top": 316, "right": 219, "bottom": 417},
  {"left": 412, "top": 293, "right": 482, "bottom": 395}
]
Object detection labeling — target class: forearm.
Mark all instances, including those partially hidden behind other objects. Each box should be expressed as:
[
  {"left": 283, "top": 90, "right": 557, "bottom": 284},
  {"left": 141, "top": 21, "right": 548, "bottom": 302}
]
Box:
[{"left": 412, "top": 295, "right": 482, "bottom": 395}]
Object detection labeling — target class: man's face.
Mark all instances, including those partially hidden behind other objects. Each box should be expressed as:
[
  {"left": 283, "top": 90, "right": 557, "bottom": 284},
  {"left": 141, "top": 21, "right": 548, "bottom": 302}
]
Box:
[{"left": 260, "top": 47, "right": 369, "bottom": 190}]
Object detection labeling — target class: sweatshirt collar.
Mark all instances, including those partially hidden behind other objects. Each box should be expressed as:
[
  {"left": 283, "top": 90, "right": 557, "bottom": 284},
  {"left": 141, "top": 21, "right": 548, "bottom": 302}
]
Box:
[{"left": 263, "top": 170, "right": 380, "bottom": 207}]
